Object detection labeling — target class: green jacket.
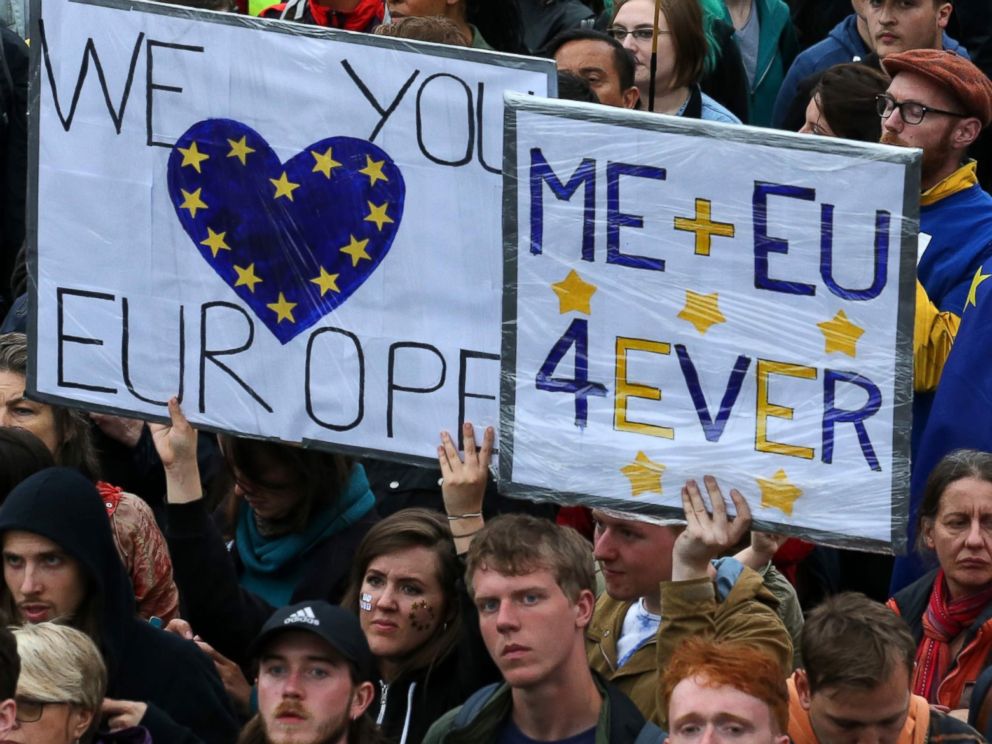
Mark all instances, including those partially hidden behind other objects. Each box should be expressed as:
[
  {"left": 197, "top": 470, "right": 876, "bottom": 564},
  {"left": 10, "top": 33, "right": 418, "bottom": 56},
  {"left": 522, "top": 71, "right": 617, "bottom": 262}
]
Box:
[
  {"left": 586, "top": 567, "right": 793, "bottom": 728},
  {"left": 719, "top": 0, "right": 799, "bottom": 126},
  {"left": 422, "top": 674, "right": 664, "bottom": 744}
]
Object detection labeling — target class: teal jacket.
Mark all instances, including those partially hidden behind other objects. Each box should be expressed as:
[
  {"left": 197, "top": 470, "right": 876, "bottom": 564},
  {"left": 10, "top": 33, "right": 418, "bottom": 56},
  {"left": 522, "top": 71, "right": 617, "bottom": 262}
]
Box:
[
  {"left": 720, "top": 0, "right": 798, "bottom": 126},
  {"left": 423, "top": 675, "right": 664, "bottom": 744}
]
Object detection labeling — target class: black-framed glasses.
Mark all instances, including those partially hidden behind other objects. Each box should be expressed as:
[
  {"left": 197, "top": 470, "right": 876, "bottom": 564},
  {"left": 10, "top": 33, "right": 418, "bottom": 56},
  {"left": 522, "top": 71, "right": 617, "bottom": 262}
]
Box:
[
  {"left": 875, "top": 93, "right": 967, "bottom": 125},
  {"left": 606, "top": 26, "right": 669, "bottom": 42},
  {"left": 14, "top": 698, "right": 47, "bottom": 723}
]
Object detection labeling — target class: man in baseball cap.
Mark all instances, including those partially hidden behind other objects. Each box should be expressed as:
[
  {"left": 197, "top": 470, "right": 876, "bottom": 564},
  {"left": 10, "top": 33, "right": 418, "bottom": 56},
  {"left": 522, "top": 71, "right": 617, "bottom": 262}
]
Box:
[
  {"left": 238, "top": 601, "right": 379, "bottom": 744},
  {"left": 877, "top": 50, "right": 992, "bottom": 589}
]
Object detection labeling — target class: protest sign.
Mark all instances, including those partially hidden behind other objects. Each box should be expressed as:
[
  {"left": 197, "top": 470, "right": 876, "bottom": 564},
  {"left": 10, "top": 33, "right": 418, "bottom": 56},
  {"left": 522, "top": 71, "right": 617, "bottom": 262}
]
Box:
[
  {"left": 500, "top": 95, "right": 919, "bottom": 550},
  {"left": 29, "top": 0, "right": 554, "bottom": 462}
]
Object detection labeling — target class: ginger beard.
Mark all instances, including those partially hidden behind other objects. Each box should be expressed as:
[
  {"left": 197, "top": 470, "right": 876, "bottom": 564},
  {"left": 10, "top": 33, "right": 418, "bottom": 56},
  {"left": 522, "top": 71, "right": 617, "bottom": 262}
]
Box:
[{"left": 881, "top": 126, "right": 955, "bottom": 185}]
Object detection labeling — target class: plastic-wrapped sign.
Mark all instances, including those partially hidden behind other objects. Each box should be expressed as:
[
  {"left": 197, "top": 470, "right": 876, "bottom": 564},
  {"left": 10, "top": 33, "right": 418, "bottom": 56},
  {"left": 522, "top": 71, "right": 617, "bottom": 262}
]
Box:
[
  {"left": 28, "top": 0, "right": 554, "bottom": 462},
  {"left": 500, "top": 95, "right": 919, "bottom": 551}
]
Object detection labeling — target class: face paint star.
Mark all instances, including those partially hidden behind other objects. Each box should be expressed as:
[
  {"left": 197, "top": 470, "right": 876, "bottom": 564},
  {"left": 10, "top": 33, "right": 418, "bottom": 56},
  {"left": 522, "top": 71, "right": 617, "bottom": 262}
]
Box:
[
  {"left": 270, "top": 172, "right": 301, "bottom": 201},
  {"left": 551, "top": 270, "right": 597, "bottom": 315},
  {"left": 339, "top": 235, "right": 371, "bottom": 267},
  {"left": 311, "top": 147, "right": 342, "bottom": 179},
  {"left": 179, "top": 188, "right": 208, "bottom": 219},
  {"left": 620, "top": 451, "right": 665, "bottom": 497},
  {"left": 359, "top": 155, "right": 388, "bottom": 186},
  {"left": 364, "top": 201, "right": 394, "bottom": 231},
  {"left": 966, "top": 266, "right": 991, "bottom": 309},
  {"left": 233, "top": 263, "right": 263, "bottom": 293},
  {"left": 677, "top": 290, "right": 726, "bottom": 334},
  {"left": 200, "top": 227, "right": 230, "bottom": 258},
  {"left": 227, "top": 136, "right": 256, "bottom": 166},
  {"left": 756, "top": 469, "right": 802, "bottom": 516},
  {"left": 177, "top": 141, "right": 210, "bottom": 173},
  {"left": 267, "top": 292, "right": 297, "bottom": 324},
  {"left": 817, "top": 310, "right": 864, "bottom": 357},
  {"left": 310, "top": 267, "right": 340, "bottom": 296}
]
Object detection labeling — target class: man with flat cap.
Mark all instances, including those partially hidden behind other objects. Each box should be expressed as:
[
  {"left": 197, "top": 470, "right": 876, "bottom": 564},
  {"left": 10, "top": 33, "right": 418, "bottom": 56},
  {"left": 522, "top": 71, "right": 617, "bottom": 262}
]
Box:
[
  {"left": 878, "top": 49, "right": 992, "bottom": 590},
  {"left": 237, "top": 601, "right": 380, "bottom": 744},
  {"left": 880, "top": 49, "right": 992, "bottom": 316}
]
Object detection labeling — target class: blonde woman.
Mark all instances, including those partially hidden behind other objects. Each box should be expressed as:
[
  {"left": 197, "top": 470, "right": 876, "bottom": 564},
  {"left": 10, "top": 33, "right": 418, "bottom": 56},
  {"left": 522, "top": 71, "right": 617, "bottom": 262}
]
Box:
[{"left": 9, "top": 623, "right": 110, "bottom": 744}]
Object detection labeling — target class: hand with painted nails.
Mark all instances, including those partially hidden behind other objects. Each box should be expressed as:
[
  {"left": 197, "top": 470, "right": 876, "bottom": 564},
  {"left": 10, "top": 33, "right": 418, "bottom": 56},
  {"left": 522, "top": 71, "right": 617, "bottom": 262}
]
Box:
[
  {"left": 672, "top": 475, "right": 751, "bottom": 582},
  {"left": 438, "top": 422, "right": 494, "bottom": 518}
]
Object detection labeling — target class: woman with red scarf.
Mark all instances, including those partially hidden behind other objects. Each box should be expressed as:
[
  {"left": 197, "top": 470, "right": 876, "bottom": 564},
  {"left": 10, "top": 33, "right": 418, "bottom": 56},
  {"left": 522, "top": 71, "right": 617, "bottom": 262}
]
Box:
[{"left": 889, "top": 450, "right": 992, "bottom": 713}]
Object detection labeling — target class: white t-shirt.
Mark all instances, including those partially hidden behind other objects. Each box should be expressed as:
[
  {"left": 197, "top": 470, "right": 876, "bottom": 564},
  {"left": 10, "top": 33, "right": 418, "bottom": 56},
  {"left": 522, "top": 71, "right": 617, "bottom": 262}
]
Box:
[{"left": 616, "top": 598, "right": 661, "bottom": 668}]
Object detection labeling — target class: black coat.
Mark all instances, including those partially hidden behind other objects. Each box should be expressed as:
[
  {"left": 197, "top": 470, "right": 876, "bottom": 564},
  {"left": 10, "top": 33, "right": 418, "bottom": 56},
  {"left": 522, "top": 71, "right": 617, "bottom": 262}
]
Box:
[{"left": 0, "top": 468, "right": 239, "bottom": 744}]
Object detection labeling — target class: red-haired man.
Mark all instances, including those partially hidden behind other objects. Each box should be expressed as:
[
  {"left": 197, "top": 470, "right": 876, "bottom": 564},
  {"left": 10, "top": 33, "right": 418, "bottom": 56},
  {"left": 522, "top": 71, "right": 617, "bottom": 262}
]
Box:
[{"left": 660, "top": 638, "right": 790, "bottom": 744}]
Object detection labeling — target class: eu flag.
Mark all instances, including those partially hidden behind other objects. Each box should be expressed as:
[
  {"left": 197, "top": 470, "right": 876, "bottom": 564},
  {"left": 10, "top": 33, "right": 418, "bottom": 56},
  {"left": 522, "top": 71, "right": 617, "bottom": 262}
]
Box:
[{"left": 892, "top": 260, "right": 992, "bottom": 589}]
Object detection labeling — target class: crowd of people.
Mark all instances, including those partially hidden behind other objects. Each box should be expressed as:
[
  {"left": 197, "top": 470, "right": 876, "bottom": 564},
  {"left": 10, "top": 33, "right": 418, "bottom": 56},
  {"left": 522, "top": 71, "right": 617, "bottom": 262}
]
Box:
[{"left": 1, "top": 0, "right": 992, "bottom": 742}]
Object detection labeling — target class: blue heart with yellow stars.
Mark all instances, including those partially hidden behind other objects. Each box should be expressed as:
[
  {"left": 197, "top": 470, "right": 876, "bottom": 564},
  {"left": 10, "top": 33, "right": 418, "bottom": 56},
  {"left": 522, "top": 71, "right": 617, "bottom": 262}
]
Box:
[{"left": 167, "top": 119, "right": 405, "bottom": 344}]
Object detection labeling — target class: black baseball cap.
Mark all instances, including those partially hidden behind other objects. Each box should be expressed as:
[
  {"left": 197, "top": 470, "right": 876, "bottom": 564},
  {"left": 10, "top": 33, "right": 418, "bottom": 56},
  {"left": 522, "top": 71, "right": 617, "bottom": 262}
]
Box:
[{"left": 249, "top": 601, "right": 375, "bottom": 682}]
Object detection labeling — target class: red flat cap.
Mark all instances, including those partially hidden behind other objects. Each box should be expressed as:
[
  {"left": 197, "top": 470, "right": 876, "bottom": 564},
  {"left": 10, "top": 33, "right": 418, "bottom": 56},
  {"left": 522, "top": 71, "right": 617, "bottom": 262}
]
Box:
[{"left": 881, "top": 49, "right": 992, "bottom": 128}]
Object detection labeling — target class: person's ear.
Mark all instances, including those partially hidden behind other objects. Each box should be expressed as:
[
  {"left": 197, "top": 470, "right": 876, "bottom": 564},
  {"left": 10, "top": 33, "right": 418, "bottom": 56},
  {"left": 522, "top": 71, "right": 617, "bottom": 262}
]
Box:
[
  {"left": 351, "top": 681, "right": 376, "bottom": 720},
  {"left": 574, "top": 588, "right": 596, "bottom": 629},
  {"left": 623, "top": 86, "right": 640, "bottom": 109},
  {"left": 0, "top": 699, "right": 15, "bottom": 734},
  {"left": 795, "top": 669, "right": 813, "bottom": 711},
  {"left": 936, "top": 2, "right": 952, "bottom": 29},
  {"left": 922, "top": 517, "right": 936, "bottom": 550},
  {"left": 69, "top": 706, "right": 95, "bottom": 740},
  {"left": 952, "top": 117, "right": 982, "bottom": 150}
]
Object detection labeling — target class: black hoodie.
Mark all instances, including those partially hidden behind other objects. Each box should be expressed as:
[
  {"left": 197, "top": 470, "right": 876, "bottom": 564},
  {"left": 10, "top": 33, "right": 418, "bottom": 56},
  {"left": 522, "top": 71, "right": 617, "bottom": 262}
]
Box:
[{"left": 0, "top": 468, "right": 238, "bottom": 743}]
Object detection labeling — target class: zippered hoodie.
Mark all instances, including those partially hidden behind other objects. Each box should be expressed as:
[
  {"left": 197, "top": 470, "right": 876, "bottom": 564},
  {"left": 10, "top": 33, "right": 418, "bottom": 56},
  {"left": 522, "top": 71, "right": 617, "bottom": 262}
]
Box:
[{"left": 0, "top": 468, "right": 239, "bottom": 744}]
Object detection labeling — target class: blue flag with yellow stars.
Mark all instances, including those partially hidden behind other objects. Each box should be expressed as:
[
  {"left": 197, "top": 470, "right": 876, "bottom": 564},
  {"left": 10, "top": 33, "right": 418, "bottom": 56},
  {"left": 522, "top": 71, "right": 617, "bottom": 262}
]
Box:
[
  {"left": 167, "top": 119, "right": 405, "bottom": 344},
  {"left": 892, "top": 260, "right": 992, "bottom": 589}
]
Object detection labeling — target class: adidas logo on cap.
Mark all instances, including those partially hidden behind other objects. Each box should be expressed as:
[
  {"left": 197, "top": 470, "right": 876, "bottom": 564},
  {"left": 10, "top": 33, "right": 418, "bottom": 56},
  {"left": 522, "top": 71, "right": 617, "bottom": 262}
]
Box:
[{"left": 283, "top": 606, "right": 320, "bottom": 626}]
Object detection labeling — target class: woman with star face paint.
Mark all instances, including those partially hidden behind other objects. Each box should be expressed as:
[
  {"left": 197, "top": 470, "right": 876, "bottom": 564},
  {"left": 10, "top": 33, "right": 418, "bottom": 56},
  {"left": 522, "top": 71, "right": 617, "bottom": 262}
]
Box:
[{"left": 340, "top": 423, "right": 501, "bottom": 744}]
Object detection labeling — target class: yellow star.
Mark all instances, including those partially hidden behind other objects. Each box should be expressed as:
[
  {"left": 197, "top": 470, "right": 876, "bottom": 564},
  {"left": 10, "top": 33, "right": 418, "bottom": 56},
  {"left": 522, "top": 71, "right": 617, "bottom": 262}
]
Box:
[
  {"left": 677, "top": 290, "right": 726, "bottom": 334},
  {"left": 817, "top": 310, "right": 864, "bottom": 357},
  {"left": 359, "top": 155, "right": 389, "bottom": 186},
  {"left": 339, "top": 235, "right": 371, "bottom": 267},
  {"left": 179, "top": 188, "right": 208, "bottom": 219},
  {"left": 620, "top": 451, "right": 665, "bottom": 497},
  {"left": 177, "top": 141, "right": 210, "bottom": 173},
  {"left": 233, "top": 263, "right": 263, "bottom": 293},
  {"left": 364, "top": 201, "right": 394, "bottom": 231},
  {"left": 311, "top": 147, "right": 342, "bottom": 179},
  {"left": 966, "top": 266, "right": 991, "bottom": 309},
  {"left": 227, "top": 136, "right": 256, "bottom": 166},
  {"left": 310, "top": 267, "right": 341, "bottom": 296},
  {"left": 270, "top": 171, "right": 301, "bottom": 201},
  {"left": 551, "top": 270, "right": 597, "bottom": 315},
  {"left": 200, "top": 227, "right": 230, "bottom": 258},
  {"left": 756, "top": 469, "right": 803, "bottom": 517},
  {"left": 266, "top": 292, "right": 297, "bottom": 324}
]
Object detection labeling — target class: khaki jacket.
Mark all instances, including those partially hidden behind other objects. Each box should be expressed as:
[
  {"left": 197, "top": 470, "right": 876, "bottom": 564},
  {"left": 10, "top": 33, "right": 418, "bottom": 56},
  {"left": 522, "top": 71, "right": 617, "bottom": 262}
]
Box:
[{"left": 586, "top": 567, "right": 792, "bottom": 728}]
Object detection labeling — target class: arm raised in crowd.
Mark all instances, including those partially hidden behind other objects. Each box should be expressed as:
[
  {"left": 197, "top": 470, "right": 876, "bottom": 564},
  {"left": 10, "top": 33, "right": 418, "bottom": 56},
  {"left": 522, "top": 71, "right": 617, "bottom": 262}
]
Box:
[
  {"left": 151, "top": 397, "right": 277, "bottom": 667},
  {"left": 438, "top": 421, "right": 494, "bottom": 555},
  {"left": 654, "top": 477, "right": 793, "bottom": 728}
]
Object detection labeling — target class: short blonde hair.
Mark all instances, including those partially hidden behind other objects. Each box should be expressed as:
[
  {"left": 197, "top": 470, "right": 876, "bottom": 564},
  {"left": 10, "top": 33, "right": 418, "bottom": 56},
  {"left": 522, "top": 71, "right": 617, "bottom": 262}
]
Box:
[{"left": 13, "top": 622, "right": 107, "bottom": 712}]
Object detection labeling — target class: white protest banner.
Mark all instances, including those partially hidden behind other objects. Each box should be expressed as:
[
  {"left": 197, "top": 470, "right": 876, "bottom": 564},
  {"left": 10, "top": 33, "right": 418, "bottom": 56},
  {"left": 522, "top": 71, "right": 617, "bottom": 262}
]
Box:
[
  {"left": 500, "top": 95, "right": 919, "bottom": 550},
  {"left": 29, "top": 0, "right": 554, "bottom": 462}
]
